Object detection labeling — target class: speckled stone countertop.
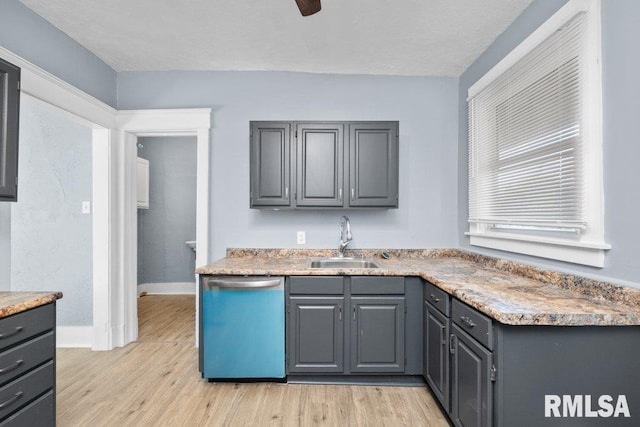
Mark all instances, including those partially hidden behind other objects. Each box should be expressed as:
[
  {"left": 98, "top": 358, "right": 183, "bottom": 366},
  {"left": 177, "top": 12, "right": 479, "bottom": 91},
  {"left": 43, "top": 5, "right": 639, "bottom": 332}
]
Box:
[
  {"left": 0, "top": 292, "right": 63, "bottom": 319},
  {"left": 196, "top": 249, "right": 640, "bottom": 326}
]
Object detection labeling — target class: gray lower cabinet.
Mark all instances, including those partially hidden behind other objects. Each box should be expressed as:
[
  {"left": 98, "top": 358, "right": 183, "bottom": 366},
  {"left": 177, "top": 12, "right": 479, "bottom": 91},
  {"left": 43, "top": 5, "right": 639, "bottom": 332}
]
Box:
[
  {"left": 350, "top": 297, "right": 405, "bottom": 373},
  {"left": 0, "top": 303, "right": 56, "bottom": 425},
  {"left": 424, "top": 301, "right": 449, "bottom": 410},
  {"left": 287, "top": 276, "right": 413, "bottom": 376},
  {"left": 288, "top": 297, "right": 344, "bottom": 373},
  {"left": 450, "top": 323, "right": 492, "bottom": 427},
  {"left": 250, "top": 121, "right": 399, "bottom": 209}
]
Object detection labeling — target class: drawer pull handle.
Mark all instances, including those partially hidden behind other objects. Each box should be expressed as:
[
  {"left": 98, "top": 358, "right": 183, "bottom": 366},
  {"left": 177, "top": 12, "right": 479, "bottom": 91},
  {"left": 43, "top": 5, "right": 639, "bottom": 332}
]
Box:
[
  {"left": 0, "top": 326, "right": 23, "bottom": 339},
  {"left": 0, "top": 360, "right": 23, "bottom": 374},
  {"left": 0, "top": 392, "right": 23, "bottom": 409},
  {"left": 429, "top": 294, "right": 440, "bottom": 303},
  {"left": 460, "top": 316, "right": 476, "bottom": 328}
]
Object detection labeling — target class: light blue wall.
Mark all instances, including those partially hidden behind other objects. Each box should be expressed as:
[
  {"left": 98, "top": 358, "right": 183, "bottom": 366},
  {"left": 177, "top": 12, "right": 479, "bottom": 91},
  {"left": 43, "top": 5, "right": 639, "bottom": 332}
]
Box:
[
  {"left": 0, "top": 0, "right": 117, "bottom": 107},
  {"left": 458, "top": 0, "right": 640, "bottom": 288},
  {"left": 137, "top": 136, "right": 197, "bottom": 284},
  {"left": 118, "top": 71, "right": 460, "bottom": 261},
  {"left": 0, "top": 205, "right": 9, "bottom": 290},
  {"left": 11, "top": 97, "right": 93, "bottom": 326}
]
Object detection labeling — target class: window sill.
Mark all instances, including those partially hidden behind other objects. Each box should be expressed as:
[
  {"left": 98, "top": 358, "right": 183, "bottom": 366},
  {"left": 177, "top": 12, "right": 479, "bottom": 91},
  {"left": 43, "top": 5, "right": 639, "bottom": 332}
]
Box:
[{"left": 466, "top": 231, "right": 611, "bottom": 267}]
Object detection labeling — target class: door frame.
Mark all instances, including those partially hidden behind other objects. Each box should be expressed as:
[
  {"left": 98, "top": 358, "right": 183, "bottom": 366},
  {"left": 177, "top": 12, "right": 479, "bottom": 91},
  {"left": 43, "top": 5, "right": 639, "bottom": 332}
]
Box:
[{"left": 114, "top": 110, "right": 211, "bottom": 348}]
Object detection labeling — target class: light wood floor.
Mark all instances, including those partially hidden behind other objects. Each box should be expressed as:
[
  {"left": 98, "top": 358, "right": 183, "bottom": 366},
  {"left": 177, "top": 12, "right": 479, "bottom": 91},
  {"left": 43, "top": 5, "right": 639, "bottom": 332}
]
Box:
[{"left": 57, "top": 295, "right": 449, "bottom": 426}]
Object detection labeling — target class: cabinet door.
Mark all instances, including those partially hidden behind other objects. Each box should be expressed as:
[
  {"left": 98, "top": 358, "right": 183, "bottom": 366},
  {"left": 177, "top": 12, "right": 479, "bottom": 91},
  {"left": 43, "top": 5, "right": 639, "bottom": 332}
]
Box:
[
  {"left": 424, "top": 302, "right": 450, "bottom": 411},
  {"left": 350, "top": 296, "right": 405, "bottom": 373},
  {"left": 450, "top": 324, "right": 493, "bottom": 427},
  {"left": 288, "top": 296, "right": 344, "bottom": 373},
  {"left": 296, "top": 122, "right": 344, "bottom": 207},
  {"left": 0, "top": 57, "right": 20, "bottom": 202},
  {"left": 348, "top": 122, "right": 398, "bottom": 207},
  {"left": 250, "top": 122, "right": 291, "bottom": 207}
]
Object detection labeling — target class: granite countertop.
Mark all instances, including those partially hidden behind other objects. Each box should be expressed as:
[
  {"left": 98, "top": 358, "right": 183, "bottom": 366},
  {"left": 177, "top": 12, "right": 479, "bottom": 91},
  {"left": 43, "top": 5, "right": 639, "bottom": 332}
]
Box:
[
  {"left": 0, "top": 292, "right": 63, "bottom": 319},
  {"left": 196, "top": 248, "right": 640, "bottom": 327}
]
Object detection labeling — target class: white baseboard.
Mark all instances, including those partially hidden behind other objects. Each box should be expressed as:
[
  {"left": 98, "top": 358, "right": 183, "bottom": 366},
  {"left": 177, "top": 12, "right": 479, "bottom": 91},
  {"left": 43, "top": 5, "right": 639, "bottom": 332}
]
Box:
[
  {"left": 57, "top": 326, "right": 93, "bottom": 348},
  {"left": 138, "top": 282, "right": 196, "bottom": 295}
]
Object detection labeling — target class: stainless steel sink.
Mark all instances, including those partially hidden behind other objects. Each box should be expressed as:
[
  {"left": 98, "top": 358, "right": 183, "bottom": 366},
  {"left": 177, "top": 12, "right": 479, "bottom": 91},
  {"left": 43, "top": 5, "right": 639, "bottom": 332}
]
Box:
[{"left": 307, "top": 258, "right": 380, "bottom": 269}]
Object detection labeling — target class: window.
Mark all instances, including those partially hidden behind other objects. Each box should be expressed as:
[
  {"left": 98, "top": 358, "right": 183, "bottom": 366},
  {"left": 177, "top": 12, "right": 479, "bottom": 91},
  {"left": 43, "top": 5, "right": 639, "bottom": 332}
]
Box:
[{"left": 467, "top": 0, "right": 609, "bottom": 267}]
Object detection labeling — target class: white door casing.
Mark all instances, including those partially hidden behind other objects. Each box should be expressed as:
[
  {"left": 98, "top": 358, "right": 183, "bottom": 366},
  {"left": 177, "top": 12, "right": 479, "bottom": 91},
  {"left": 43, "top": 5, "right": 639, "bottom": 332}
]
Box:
[{"left": 1, "top": 42, "right": 211, "bottom": 350}]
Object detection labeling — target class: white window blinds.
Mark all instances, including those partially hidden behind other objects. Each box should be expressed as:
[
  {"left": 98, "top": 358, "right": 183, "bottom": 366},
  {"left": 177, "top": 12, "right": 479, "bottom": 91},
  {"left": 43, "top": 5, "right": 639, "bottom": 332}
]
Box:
[{"left": 468, "top": 13, "right": 586, "bottom": 231}]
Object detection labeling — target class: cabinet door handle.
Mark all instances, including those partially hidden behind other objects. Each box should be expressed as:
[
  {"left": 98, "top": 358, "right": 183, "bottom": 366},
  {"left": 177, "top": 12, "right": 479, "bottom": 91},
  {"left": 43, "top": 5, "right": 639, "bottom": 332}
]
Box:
[
  {"left": 351, "top": 188, "right": 355, "bottom": 199},
  {"left": 440, "top": 326, "right": 446, "bottom": 345},
  {"left": 0, "top": 359, "right": 23, "bottom": 374},
  {"left": 0, "top": 326, "right": 23, "bottom": 339},
  {"left": 285, "top": 187, "right": 289, "bottom": 199},
  {"left": 339, "top": 307, "right": 342, "bottom": 321},
  {"left": 0, "top": 392, "right": 23, "bottom": 409},
  {"left": 460, "top": 316, "right": 476, "bottom": 328},
  {"left": 353, "top": 307, "right": 356, "bottom": 321},
  {"left": 449, "top": 334, "right": 456, "bottom": 354},
  {"left": 339, "top": 188, "right": 342, "bottom": 201},
  {"left": 429, "top": 294, "right": 440, "bottom": 303}
]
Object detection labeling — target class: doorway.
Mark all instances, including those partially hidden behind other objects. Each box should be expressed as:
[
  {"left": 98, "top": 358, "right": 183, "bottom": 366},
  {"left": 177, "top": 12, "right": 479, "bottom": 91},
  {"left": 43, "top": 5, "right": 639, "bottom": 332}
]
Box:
[{"left": 136, "top": 135, "right": 197, "bottom": 338}]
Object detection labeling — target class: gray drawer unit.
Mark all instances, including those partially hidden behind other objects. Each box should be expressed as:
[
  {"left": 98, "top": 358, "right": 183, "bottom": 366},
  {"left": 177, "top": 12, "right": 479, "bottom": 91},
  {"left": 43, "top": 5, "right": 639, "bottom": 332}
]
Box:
[
  {"left": 0, "top": 304, "right": 54, "bottom": 352},
  {"left": 424, "top": 281, "right": 449, "bottom": 316},
  {"left": 0, "top": 390, "right": 54, "bottom": 427},
  {"left": 351, "top": 276, "right": 404, "bottom": 294},
  {"left": 452, "top": 299, "right": 493, "bottom": 351},
  {"left": 289, "top": 276, "right": 344, "bottom": 294},
  {"left": 0, "top": 304, "right": 56, "bottom": 426},
  {"left": 0, "top": 362, "right": 53, "bottom": 420},
  {"left": 0, "top": 333, "right": 54, "bottom": 386}
]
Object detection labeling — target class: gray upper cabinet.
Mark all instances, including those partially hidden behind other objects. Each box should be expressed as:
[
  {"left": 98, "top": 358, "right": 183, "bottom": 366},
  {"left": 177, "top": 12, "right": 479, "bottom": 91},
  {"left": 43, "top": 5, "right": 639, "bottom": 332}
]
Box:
[
  {"left": 250, "top": 122, "right": 291, "bottom": 207},
  {"left": 250, "top": 121, "right": 399, "bottom": 209},
  {"left": 0, "top": 57, "right": 20, "bottom": 202},
  {"left": 296, "top": 122, "right": 344, "bottom": 207},
  {"left": 348, "top": 122, "right": 399, "bottom": 207}
]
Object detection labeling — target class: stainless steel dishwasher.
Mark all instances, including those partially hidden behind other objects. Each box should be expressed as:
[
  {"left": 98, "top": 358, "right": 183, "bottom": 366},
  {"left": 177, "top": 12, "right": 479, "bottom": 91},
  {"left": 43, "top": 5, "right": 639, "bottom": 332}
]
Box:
[{"left": 200, "top": 276, "right": 285, "bottom": 380}]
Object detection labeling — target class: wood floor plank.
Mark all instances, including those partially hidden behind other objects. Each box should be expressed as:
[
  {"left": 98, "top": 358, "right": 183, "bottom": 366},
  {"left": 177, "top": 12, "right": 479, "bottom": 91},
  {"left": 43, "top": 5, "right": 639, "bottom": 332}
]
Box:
[{"left": 57, "top": 294, "right": 449, "bottom": 426}]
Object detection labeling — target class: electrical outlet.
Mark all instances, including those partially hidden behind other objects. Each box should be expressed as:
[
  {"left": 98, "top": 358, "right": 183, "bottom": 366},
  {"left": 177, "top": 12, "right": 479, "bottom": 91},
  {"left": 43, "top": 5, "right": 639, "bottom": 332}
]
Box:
[
  {"left": 297, "top": 231, "right": 306, "bottom": 245},
  {"left": 82, "top": 201, "right": 91, "bottom": 214}
]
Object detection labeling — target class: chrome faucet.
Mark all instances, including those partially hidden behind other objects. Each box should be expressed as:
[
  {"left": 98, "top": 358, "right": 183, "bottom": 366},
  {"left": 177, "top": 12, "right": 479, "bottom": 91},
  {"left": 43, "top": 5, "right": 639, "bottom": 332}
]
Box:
[{"left": 338, "top": 216, "right": 352, "bottom": 258}]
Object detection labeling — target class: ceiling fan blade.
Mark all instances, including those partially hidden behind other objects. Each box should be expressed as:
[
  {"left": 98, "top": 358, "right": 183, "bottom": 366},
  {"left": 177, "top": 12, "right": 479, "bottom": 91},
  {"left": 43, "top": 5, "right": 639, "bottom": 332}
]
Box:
[{"left": 295, "top": 0, "right": 321, "bottom": 16}]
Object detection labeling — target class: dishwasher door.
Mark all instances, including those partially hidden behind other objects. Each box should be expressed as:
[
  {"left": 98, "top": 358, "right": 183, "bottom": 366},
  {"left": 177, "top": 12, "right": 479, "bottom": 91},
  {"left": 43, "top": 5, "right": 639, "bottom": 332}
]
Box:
[{"left": 202, "top": 276, "right": 285, "bottom": 379}]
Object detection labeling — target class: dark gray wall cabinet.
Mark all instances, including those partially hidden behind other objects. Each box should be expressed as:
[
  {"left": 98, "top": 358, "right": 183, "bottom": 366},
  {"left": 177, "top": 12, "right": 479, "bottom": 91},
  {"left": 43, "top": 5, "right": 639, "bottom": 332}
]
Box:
[
  {"left": 0, "top": 57, "right": 20, "bottom": 202},
  {"left": 0, "top": 303, "right": 56, "bottom": 425},
  {"left": 250, "top": 121, "right": 399, "bottom": 209},
  {"left": 250, "top": 122, "right": 291, "bottom": 207}
]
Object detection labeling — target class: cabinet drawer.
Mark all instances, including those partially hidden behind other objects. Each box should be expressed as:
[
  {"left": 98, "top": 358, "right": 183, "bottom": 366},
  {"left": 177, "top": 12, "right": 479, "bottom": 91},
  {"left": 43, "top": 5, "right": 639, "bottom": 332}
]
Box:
[
  {"left": 452, "top": 299, "right": 493, "bottom": 350},
  {"left": 0, "top": 361, "right": 53, "bottom": 421},
  {"left": 424, "top": 281, "right": 449, "bottom": 316},
  {"left": 289, "top": 277, "right": 344, "bottom": 295},
  {"left": 351, "top": 277, "right": 404, "bottom": 294},
  {"left": 0, "top": 304, "right": 54, "bottom": 352},
  {"left": 0, "top": 389, "right": 54, "bottom": 426},
  {"left": 0, "top": 333, "right": 54, "bottom": 387}
]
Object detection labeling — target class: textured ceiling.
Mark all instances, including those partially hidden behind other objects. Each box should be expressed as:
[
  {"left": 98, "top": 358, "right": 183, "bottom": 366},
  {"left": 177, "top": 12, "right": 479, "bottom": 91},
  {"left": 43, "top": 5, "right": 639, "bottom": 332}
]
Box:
[{"left": 20, "top": 0, "right": 534, "bottom": 77}]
